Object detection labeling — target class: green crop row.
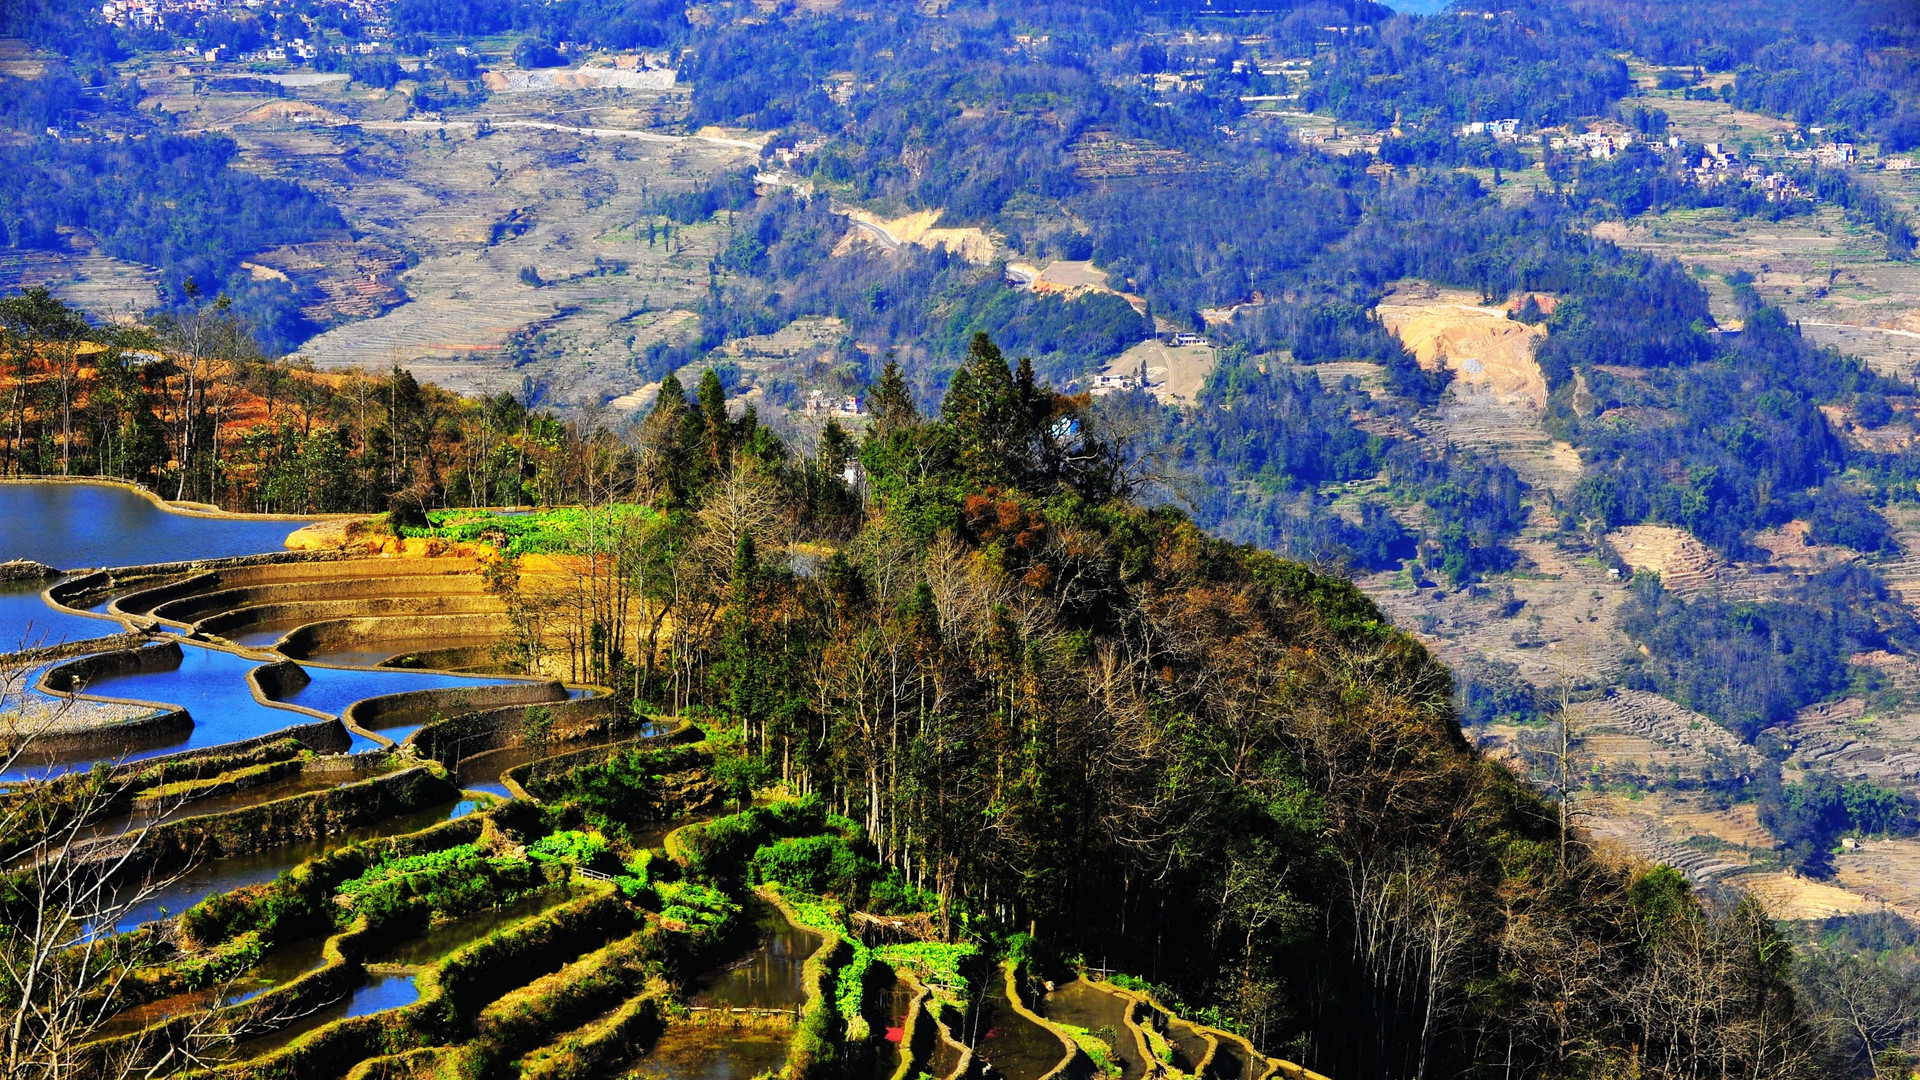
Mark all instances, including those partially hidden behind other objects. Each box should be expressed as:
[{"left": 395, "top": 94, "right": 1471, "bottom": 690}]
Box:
[
  {"left": 401, "top": 505, "right": 655, "bottom": 556},
  {"left": 873, "top": 944, "right": 978, "bottom": 1001},
  {"left": 768, "top": 888, "right": 876, "bottom": 1041}
]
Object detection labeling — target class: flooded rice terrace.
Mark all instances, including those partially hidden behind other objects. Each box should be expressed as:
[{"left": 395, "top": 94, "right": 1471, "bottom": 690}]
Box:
[
  {"left": 688, "top": 895, "right": 821, "bottom": 1010},
  {"left": 0, "top": 482, "right": 301, "bottom": 571}
]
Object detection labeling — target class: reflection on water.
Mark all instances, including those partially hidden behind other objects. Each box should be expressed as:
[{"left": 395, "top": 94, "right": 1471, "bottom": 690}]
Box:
[
  {"left": 309, "top": 647, "right": 397, "bottom": 668},
  {"left": 231, "top": 625, "right": 297, "bottom": 648},
  {"left": 222, "top": 972, "right": 420, "bottom": 1061},
  {"left": 1040, "top": 980, "right": 1141, "bottom": 1080},
  {"left": 625, "top": 1023, "right": 791, "bottom": 1080},
  {"left": 109, "top": 800, "right": 468, "bottom": 932},
  {"left": 869, "top": 978, "right": 915, "bottom": 1080},
  {"left": 3, "top": 644, "right": 311, "bottom": 780},
  {"left": 88, "top": 934, "right": 331, "bottom": 1042},
  {"left": 278, "top": 665, "right": 515, "bottom": 742},
  {"left": 0, "top": 580, "right": 117, "bottom": 654},
  {"left": 1208, "top": 1036, "right": 1249, "bottom": 1080},
  {"left": 0, "top": 483, "right": 298, "bottom": 571},
  {"left": 929, "top": 1009, "right": 965, "bottom": 1080},
  {"left": 1157, "top": 1015, "right": 1210, "bottom": 1074},
  {"left": 453, "top": 744, "right": 544, "bottom": 799},
  {"left": 368, "top": 886, "right": 578, "bottom": 967},
  {"left": 687, "top": 896, "right": 819, "bottom": 1010},
  {"left": 72, "top": 773, "right": 348, "bottom": 845},
  {"left": 974, "top": 993, "right": 1067, "bottom": 1080}
]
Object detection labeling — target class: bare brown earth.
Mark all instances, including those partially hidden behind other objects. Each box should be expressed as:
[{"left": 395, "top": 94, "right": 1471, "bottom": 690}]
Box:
[
  {"left": 1592, "top": 207, "right": 1920, "bottom": 380},
  {"left": 1099, "top": 339, "right": 1217, "bottom": 405},
  {"left": 1348, "top": 276, "right": 1920, "bottom": 924},
  {"left": 1376, "top": 283, "right": 1549, "bottom": 410},
  {"left": 112, "top": 60, "right": 746, "bottom": 407}
]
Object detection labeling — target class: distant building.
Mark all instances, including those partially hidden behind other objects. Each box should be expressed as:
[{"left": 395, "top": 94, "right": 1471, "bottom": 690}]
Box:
[{"left": 804, "top": 390, "right": 862, "bottom": 417}]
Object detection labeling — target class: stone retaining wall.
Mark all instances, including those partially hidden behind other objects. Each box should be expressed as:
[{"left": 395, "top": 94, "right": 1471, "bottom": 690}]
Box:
[
  {"left": 278, "top": 614, "right": 513, "bottom": 660},
  {"left": 499, "top": 719, "right": 700, "bottom": 798},
  {"left": 93, "top": 764, "right": 459, "bottom": 871},
  {"left": 345, "top": 680, "right": 570, "bottom": 742},
  {"left": 248, "top": 658, "right": 314, "bottom": 700},
  {"left": 153, "top": 575, "right": 493, "bottom": 624},
  {"left": 40, "top": 638, "right": 184, "bottom": 694},
  {"left": 194, "top": 594, "right": 505, "bottom": 637},
  {"left": 404, "top": 696, "right": 629, "bottom": 767},
  {"left": 108, "top": 554, "right": 478, "bottom": 619}
]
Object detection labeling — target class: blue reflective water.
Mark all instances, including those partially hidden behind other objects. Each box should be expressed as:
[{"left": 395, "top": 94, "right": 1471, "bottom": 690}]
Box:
[
  {"left": 80, "top": 644, "right": 299, "bottom": 752},
  {"left": 110, "top": 800, "right": 469, "bottom": 931},
  {"left": 0, "top": 580, "right": 118, "bottom": 653},
  {"left": 279, "top": 666, "right": 515, "bottom": 741},
  {"left": 0, "top": 483, "right": 297, "bottom": 570},
  {"left": 346, "top": 973, "right": 421, "bottom": 1017},
  {"left": 221, "top": 971, "right": 421, "bottom": 1061}
]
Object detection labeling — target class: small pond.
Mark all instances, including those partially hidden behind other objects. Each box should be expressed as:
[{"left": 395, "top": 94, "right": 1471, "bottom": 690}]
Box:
[
  {"left": 972, "top": 993, "right": 1068, "bottom": 1080},
  {"left": 221, "top": 972, "right": 420, "bottom": 1061},
  {"left": 0, "top": 579, "right": 118, "bottom": 653},
  {"left": 1039, "top": 980, "right": 1142, "bottom": 1080},
  {"left": 274, "top": 664, "right": 517, "bottom": 740},
  {"left": 868, "top": 977, "right": 915, "bottom": 1080},
  {"left": 1155, "top": 1013, "right": 1212, "bottom": 1075},
  {"left": 367, "top": 885, "right": 582, "bottom": 967},
  {"left": 2, "top": 644, "right": 311, "bottom": 780},
  {"left": 87, "top": 933, "right": 332, "bottom": 1042}
]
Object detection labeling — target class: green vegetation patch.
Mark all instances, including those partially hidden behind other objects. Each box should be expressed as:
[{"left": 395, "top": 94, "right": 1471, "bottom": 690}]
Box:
[
  {"left": 403, "top": 505, "right": 656, "bottom": 555},
  {"left": 873, "top": 944, "right": 977, "bottom": 1001}
]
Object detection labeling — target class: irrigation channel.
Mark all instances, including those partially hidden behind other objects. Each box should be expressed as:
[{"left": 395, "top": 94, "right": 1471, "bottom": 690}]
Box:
[{"left": 1, "top": 481, "right": 1325, "bottom": 1080}]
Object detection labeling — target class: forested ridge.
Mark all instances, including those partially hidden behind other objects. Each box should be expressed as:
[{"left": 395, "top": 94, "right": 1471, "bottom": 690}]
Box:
[
  {"left": 0, "top": 282, "right": 1861, "bottom": 1074},
  {"left": 4, "top": 0, "right": 1920, "bottom": 1071}
]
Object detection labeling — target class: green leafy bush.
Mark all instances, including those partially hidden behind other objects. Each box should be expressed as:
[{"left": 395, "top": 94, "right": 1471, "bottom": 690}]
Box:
[
  {"left": 335, "top": 843, "right": 543, "bottom": 924},
  {"left": 680, "top": 794, "right": 836, "bottom": 875},
  {"left": 873, "top": 943, "right": 978, "bottom": 999},
  {"left": 401, "top": 505, "right": 655, "bottom": 555},
  {"left": 655, "top": 880, "right": 738, "bottom": 941},
  {"left": 528, "top": 830, "right": 610, "bottom": 865},
  {"left": 750, "top": 834, "right": 879, "bottom": 900}
]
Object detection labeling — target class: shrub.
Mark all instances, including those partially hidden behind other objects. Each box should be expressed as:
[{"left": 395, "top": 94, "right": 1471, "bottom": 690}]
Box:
[
  {"left": 873, "top": 943, "right": 978, "bottom": 999},
  {"left": 528, "top": 830, "right": 610, "bottom": 865},
  {"left": 750, "top": 834, "right": 879, "bottom": 900}
]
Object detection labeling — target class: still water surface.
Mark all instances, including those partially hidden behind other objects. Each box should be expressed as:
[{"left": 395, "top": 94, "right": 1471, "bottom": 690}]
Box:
[
  {"left": 687, "top": 895, "right": 820, "bottom": 1010},
  {"left": 0, "top": 483, "right": 297, "bottom": 569},
  {"left": 626, "top": 1025, "right": 791, "bottom": 1080},
  {"left": 109, "top": 799, "right": 470, "bottom": 931},
  {"left": 0, "top": 581, "right": 117, "bottom": 652}
]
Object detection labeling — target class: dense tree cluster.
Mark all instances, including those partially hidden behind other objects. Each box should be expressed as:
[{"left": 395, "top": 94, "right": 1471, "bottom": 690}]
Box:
[
  {"left": 1619, "top": 567, "right": 1919, "bottom": 740},
  {"left": 593, "top": 329, "right": 1825, "bottom": 1078},
  {"left": 0, "top": 288, "right": 568, "bottom": 512},
  {"left": 0, "top": 136, "right": 347, "bottom": 353}
]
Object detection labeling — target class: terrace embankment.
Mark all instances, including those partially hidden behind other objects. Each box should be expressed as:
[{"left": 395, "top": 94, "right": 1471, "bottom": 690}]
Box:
[
  {"left": 81, "top": 763, "right": 459, "bottom": 871},
  {"left": 109, "top": 558, "right": 502, "bottom": 644},
  {"left": 405, "top": 692, "right": 634, "bottom": 767},
  {"left": 345, "top": 680, "right": 570, "bottom": 741}
]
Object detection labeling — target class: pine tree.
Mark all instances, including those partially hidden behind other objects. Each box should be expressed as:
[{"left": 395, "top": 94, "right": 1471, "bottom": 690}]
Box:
[
  {"left": 866, "top": 355, "right": 918, "bottom": 442},
  {"left": 697, "top": 368, "right": 730, "bottom": 475},
  {"left": 943, "top": 332, "right": 1020, "bottom": 485}
]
